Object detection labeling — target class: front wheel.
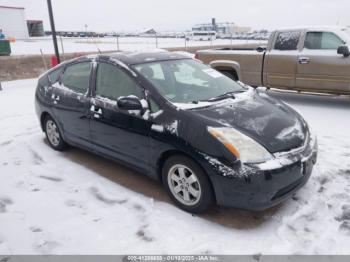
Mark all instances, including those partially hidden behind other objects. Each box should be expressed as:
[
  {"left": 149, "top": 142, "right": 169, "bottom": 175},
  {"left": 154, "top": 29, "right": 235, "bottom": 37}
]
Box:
[
  {"left": 162, "top": 155, "right": 214, "bottom": 213},
  {"left": 44, "top": 115, "right": 68, "bottom": 151}
]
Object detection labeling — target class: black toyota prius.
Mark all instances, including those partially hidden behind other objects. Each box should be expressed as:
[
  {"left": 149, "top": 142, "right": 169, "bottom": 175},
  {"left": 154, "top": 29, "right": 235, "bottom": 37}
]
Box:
[{"left": 35, "top": 51, "right": 318, "bottom": 213}]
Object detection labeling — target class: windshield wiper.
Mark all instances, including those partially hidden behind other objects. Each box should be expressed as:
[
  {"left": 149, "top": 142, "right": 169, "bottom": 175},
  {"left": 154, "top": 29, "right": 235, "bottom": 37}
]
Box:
[
  {"left": 203, "top": 91, "right": 237, "bottom": 102},
  {"left": 192, "top": 90, "right": 246, "bottom": 104}
]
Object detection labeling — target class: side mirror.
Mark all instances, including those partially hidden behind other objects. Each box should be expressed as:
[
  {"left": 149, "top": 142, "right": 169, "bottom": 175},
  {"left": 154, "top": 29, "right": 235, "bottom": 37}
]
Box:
[
  {"left": 337, "top": 45, "right": 350, "bottom": 57},
  {"left": 117, "top": 96, "right": 142, "bottom": 111}
]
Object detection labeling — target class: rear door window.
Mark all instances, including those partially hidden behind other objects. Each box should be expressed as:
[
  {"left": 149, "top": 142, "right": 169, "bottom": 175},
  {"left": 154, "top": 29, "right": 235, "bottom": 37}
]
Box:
[
  {"left": 304, "top": 32, "right": 344, "bottom": 50},
  {"left": 61, "top": 62, "right": 91, "bottom": 94},
  {"left": 274, "top": 31, "right": 301, "bottom": 50}
]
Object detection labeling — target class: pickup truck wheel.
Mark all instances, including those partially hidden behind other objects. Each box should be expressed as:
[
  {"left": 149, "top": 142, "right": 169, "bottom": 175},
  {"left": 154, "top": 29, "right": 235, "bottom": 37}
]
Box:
[{"left": 220, "top": 70, "right": 238, "bottom": 81}]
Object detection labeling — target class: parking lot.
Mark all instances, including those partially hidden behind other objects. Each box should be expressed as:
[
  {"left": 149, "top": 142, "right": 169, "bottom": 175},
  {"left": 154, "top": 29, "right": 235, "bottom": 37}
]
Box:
[{"left": 0, "top": 79, "right": 349, "bottom": 254}]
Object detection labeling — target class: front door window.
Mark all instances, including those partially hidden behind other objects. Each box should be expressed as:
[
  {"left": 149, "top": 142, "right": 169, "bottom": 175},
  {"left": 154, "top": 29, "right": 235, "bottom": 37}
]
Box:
[
  {"left": 304, "top": 32, "right": 344, "bottom": 50},
  {"left": 96, "top": 62, "right": 144, "bottom": 100}
]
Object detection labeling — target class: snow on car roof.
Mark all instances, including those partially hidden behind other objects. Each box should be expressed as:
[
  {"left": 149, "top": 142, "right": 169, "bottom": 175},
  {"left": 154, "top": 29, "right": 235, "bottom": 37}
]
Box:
[
  {"left": 274, "top": 26, "right": 348, "bottom": 32},
  {"left": 106, "top": 50, "right": 191, "bottom": 65}
]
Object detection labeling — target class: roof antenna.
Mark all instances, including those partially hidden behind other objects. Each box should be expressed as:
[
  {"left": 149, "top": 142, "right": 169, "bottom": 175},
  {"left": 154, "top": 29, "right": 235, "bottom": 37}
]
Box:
[
  {"left": 88, "top": 28, "right": 102, "bottom": 54},
  {"left": 93, "top": 40, "right": 101, "bottom": 54}
]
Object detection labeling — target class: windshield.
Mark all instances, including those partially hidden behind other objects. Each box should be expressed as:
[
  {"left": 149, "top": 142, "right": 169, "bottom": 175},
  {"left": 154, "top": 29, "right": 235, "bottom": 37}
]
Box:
[{"left": 133, "top": 59, "right": 245, "bottom": 104}]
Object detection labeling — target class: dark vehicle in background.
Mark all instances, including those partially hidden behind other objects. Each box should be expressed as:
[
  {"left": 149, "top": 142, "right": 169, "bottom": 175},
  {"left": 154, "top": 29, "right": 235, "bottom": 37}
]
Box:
[
  {"left": 35, "top": 51, "right": 317, "bottom": 213},
  {"left": 197, "top": 27, "right": 350, "bottom": 95}
]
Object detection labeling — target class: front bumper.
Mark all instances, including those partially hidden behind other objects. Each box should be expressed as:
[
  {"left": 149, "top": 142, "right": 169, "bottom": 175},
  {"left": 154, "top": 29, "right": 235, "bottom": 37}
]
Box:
[{"left": 206, "top": 133, "right": 318, "bottom": 211}]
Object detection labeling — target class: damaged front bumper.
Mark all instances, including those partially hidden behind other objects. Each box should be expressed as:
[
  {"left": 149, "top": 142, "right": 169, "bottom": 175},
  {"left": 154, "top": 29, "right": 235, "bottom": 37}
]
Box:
[{"left": 206, "top": 132, "right": 318, "bottom": 211}]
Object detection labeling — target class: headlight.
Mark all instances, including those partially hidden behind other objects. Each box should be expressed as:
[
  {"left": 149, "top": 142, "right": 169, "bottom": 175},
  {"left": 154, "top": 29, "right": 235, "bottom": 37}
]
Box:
[{"left": 208, "top": 127, "right": 273, "bottom": 163}]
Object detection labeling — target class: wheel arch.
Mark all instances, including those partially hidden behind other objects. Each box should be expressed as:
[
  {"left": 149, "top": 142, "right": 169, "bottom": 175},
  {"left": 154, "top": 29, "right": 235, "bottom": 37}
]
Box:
[
  {"left": 209, "top": 60, "right": 241, "bottom": 80},
  {"left": 156, "top": 149, "right": 217, "bottom": 202},
  {"left": 40, "top": 111, "right": 51, "bottom": 131}
]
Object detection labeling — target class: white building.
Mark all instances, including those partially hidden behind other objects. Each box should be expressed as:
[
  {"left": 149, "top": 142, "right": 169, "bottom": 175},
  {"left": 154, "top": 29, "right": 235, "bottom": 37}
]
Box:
[
  {"left": 0, "top": 5, "right": 29, "bottom": 39},
  {"left": 192, "top": 19, "right": 251, "bottom": 37}
]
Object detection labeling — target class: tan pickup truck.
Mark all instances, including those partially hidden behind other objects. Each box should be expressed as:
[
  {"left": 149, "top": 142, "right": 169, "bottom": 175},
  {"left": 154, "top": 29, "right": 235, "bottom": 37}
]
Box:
[{"left": 196, "top": 27, "right": 350, "bottom": 95}]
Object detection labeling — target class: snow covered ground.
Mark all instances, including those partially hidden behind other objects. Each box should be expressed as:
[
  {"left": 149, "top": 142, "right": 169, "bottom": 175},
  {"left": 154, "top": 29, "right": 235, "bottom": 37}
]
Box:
[
  {"left": 10, "top": 37, "right": 264, "bottom": 56},
  {"left": 0, "top": 79, "right": 350, "bottom": 255}
]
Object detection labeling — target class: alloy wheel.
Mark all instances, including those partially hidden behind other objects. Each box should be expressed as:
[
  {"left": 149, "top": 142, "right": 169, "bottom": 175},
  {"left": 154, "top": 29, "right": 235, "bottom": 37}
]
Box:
[
  {"left": 167, "top": 164, "right": 202, "bottom": 206},
  {"left": 46, "top": 120, "right": 60, "bottom": 147}
]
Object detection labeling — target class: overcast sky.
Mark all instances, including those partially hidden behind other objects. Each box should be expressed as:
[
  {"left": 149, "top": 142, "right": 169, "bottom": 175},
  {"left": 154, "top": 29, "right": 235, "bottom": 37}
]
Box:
[{"left": 1, "top": 0, "right": 349, "bottom": 32}]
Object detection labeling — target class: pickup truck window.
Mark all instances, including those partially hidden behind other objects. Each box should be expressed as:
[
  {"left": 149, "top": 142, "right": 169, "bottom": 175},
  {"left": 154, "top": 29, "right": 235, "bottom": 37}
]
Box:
[
  {"left": 274, "top": 31, "right": 300, "bottom": 51},
  {"left": 304, "top": 32, "right": 344, "bottom": 50}
]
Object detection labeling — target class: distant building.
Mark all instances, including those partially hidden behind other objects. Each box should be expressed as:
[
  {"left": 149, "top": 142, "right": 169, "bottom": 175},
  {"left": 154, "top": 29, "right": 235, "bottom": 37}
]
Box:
[
  {"left": 139, "top": 28, "right": 157, "bottom": 38},
  {"left": 233, "top": 26, "right": 251, "bottom": 34},
  {"left": 27, "top": 20, "right": 44, "bottom": 37},
  {"left": 192, "top": 18, "right": 251, "bottom": 36},
  {"left": 0, "top": 5, "right": 29, "bottom": 39},
  {"left": 144, "top": 29, "right": 157, "bottom": 35}
]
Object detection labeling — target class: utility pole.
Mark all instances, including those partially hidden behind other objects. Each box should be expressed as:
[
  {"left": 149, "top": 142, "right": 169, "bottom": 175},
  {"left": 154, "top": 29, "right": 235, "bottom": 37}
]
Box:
[{"left": 47, "top": 0, "right": 60, "bottom": 64}]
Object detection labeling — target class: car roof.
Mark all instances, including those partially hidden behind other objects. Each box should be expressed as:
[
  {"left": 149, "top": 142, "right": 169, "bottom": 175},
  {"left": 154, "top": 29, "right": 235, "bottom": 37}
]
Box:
[
  {"left": 99, "top": 50, "right": 190, "bottom": 66},
  {"left": 275, "top": 26, "right": 348, "bottom": 32}
]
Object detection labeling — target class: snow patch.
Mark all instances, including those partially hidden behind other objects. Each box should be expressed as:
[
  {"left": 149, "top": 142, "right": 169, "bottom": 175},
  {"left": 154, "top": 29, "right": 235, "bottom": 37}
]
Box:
[
  {"left": 151, "top": 124, "right": 164, "bottom": 133},
  {"left": 166, "top": 120, "right": 178, "bottom": 135},
  {"left": 150, "top": 110, "right": 164, "bottom": 119},
  {"left": 277, "top": 121, "right": 304, "bottom": 140}
]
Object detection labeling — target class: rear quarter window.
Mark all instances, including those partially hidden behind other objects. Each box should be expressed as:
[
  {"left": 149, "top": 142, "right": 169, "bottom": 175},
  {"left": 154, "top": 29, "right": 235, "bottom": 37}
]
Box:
[
  {"left": 274, "top": 31, "right": 301, "bottom": 50},
  {"left": 48, "top": 67, "right": 64, "bottom": 84},
  {"left": 61, "top": 62, "right": 91, "bottom": 94}
]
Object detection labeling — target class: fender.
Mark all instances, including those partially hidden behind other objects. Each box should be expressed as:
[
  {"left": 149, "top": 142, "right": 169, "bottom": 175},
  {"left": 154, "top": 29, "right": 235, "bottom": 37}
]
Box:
[{"left": 209, "top": 60, "right": 242, "bottom": 80}]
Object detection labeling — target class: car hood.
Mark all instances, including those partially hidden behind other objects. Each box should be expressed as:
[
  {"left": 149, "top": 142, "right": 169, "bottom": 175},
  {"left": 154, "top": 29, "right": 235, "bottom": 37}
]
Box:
[{"left": 188, "top": 89, "right": 308, "bottom": 153}]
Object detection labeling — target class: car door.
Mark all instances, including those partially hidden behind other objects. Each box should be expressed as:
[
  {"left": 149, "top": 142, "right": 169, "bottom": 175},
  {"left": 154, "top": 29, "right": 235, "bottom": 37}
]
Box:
[
  {"left": 90, "top": 60, "right": 152, "bottom": 171},
  {"left": 50, "top": 60, "right": 92, "bottom": 149},
  {"left": 264, "top": 30, "right": 301, "bottom": 89},
  {"left": 296, "top": 31, "right": 350, "bottom": 93}
]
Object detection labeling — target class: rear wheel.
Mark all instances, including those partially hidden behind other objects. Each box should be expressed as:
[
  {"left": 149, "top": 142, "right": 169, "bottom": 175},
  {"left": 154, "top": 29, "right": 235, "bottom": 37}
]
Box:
[
  {"left": 44, "top": 115, "right": 67, "bottom": 151},
  {"left": 162, "top": 155, "right": 214, "bottom": 213}
]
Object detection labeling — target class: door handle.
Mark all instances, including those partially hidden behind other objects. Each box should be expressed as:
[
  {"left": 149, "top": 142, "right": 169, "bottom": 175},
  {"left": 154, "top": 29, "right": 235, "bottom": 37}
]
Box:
[
  {"left": 90, "top": 105, "right": 103, "bottom": 118},
  {"left": 299, "top": 57, "right": 310, "bottom": 64}
]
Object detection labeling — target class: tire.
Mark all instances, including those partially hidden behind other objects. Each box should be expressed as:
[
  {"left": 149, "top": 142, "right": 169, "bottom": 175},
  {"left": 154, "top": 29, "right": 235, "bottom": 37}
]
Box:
[
  {"left": 220, "top": 70, "right": 238, "bottom": 81},
  {"left": 162, "top": 155, "right": 214, "bottom": 213},
  {"left": 44, "top": 115, "right": 68, "bottom": 151}
]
